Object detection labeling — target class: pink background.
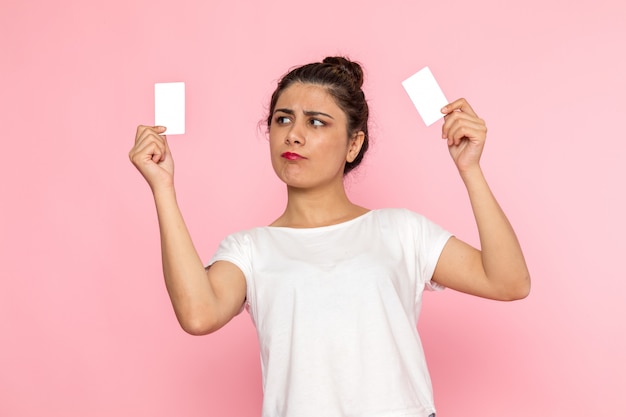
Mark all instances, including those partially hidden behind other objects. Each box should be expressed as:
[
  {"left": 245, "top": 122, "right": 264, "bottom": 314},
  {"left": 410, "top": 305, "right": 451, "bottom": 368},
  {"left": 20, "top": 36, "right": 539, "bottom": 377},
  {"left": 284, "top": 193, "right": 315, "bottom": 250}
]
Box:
[{"left": 2, "top": 1, "right": 624, "bottom": 416}]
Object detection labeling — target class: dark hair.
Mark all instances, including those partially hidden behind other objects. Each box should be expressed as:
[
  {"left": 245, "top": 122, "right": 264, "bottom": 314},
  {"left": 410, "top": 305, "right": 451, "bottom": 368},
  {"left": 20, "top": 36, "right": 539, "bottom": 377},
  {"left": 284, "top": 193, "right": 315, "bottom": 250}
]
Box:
[{"left": 267, "top": 56, "right": 370, "bottom": 174}]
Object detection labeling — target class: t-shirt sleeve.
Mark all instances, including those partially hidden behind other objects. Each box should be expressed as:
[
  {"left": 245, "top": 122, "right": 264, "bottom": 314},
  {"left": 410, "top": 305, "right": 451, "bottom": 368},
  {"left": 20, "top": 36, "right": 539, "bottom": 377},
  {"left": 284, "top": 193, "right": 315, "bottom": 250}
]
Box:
[
  {"left": 207, "top": 232, "right": 253, "bottom": 314},
  {"left": 407, "top": 210, "right": 453, "bottom": 291},
  {"left": 207, "top": 232, "right": 252, "bottom": 280}
]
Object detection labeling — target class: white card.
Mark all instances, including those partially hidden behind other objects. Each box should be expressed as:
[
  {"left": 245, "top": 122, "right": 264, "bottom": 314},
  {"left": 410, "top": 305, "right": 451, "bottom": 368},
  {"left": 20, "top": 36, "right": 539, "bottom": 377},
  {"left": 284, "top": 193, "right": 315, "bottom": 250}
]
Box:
[
  {"left": 155, "top": 82, "right": 185, "bottom": 135},
  {"left": 402, "top": 67, "right": 448, "bottom": 127}
]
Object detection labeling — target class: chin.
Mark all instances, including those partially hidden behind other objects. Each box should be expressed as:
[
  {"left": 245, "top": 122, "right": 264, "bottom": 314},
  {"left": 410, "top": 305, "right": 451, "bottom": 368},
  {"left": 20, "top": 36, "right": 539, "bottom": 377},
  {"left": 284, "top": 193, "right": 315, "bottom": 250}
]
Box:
[{"left": 274, "top": 165, "right": 307, "bottom": 186}]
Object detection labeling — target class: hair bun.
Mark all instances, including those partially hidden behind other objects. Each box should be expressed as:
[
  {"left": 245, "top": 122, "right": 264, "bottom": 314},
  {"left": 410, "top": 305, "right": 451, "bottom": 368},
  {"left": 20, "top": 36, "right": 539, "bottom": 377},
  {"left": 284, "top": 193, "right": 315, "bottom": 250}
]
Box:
[{"left": 323, "top": 56, "right": 364, "bottom": 89}]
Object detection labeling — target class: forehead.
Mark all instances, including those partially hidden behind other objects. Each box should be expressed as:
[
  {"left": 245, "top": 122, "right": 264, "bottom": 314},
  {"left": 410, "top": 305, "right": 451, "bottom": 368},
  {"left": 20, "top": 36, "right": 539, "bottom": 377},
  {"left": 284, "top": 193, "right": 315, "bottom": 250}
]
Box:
[{"left": 275, "top": 83, "right": 342, "bottom": 114}]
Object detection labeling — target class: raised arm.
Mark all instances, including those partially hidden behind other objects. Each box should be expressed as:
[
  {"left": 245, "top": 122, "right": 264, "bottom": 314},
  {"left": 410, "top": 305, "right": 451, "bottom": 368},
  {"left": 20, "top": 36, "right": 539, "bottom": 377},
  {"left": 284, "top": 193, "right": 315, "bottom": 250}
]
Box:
[
  {"left": 129, "top": 125, "right": 246, "bottom": 334},
  {"left": 432, "top": 99, "right": 530, "bottom": 301}
]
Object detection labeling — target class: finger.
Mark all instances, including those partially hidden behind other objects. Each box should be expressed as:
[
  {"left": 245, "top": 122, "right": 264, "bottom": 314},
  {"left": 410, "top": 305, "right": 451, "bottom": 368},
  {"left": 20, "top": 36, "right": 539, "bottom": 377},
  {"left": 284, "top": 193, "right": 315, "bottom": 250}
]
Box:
[
  {"left": 443, "top": 111, "right": 483, "bottom": 135},
  {"left": 160, "top": 135, "right": 171, "bottom": 162},
  {"left": 441, "top": 98, "right": 478, "bottom": 118},
  {"left": 136, "top": 125, "right": 166, "bottom": 134},
  {"left": 446, "top": 119, "right": 487, "bottom": 145},
  {"left": 442, "top": 111, "right": 484, "bottom": 139},
  {"left": 134, "top": 125, "right": 167, "bottom": 144},
  {"left": 130, "top": 139, "right": 166, "bottom": 166},
  {"left": 443, "top": 110, "right": 481, "bottom": 127},
  {"left": 135, "top": 127, "right": 167, "bottom": 151},
  {"left": 135, "top": 125, "right": 153, "bottom": 143},
  {"left": 130, "top": 132, "right": 167, "bottom": 164}
]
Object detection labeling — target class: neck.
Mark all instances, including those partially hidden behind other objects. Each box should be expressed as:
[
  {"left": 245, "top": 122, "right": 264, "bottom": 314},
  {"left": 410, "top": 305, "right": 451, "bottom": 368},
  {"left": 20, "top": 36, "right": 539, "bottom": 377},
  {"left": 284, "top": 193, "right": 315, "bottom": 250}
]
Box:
[{"left": 272, "top": 182, "right": 368, "bottom": 228}]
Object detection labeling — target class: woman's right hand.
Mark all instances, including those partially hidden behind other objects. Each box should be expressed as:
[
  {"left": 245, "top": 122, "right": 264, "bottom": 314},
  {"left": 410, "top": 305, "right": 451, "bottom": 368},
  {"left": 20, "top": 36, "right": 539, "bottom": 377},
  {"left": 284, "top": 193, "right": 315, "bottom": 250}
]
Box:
[{"left": 129, "top": 125, "right": 174, "bottom": 192}]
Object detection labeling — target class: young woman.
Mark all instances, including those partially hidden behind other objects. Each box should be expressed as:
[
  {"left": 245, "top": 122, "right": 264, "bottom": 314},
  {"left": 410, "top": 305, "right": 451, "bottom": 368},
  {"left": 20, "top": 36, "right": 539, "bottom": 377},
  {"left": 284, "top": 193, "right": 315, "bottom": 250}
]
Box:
[{"left": 129, "top": 56, "right": 530, "bottom": 417}]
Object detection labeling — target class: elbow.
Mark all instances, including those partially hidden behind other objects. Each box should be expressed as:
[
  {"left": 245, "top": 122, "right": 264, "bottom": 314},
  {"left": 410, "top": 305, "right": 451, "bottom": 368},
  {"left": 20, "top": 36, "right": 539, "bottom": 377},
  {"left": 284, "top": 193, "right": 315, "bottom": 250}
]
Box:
[
  {"left": 499, "top": 273, "right": 531, "bottom": 301},
  {"left": 181, "top": 322, "right": 214, "bottom": 336},
  {"left": 177, "top": 313, "right": 221, "bottom": 336}
]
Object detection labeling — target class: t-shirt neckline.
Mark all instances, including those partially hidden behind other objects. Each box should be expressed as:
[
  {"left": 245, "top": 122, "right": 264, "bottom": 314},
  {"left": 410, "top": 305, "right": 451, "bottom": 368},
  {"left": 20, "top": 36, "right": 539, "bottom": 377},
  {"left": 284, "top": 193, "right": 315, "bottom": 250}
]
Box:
[{"left": 265, "top": 209, "right": 375, "bottom": 232}]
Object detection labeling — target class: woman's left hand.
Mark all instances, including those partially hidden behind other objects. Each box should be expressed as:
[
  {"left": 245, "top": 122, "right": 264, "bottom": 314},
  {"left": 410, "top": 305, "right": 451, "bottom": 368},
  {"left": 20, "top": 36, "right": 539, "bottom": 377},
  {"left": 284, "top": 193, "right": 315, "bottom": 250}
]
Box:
[{"left": 441, "top": 98, "right": 487, "bottom": 173}]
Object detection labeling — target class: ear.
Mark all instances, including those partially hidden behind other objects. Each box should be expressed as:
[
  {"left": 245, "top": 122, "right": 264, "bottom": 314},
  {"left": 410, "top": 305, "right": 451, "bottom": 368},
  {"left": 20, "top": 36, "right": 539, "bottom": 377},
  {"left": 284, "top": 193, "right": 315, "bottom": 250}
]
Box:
[{"left": 346, "top": 131, "right": 365, "bottom": 163}]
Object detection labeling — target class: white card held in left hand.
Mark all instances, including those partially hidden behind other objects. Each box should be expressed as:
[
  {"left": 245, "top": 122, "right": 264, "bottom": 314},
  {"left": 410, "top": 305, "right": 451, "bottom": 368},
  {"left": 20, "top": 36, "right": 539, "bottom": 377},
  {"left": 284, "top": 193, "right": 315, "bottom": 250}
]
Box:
[
  {"left": 402, "top": 67, "right": 448, "bottom": 127},
  {"left": 155, "top": 82, "right": 185, "bottom": 135}
]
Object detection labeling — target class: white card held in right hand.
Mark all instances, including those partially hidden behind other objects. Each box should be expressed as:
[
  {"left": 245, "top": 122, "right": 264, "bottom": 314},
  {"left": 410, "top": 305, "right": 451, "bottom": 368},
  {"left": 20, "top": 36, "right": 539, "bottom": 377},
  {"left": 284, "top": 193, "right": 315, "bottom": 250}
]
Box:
[{"left": 402, "top": 67, "right": 449, "bottom": 127}]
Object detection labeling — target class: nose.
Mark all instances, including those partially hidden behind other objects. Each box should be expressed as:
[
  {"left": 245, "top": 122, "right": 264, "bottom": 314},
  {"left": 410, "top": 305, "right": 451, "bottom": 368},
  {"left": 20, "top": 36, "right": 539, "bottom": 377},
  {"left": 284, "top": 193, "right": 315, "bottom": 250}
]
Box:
[{"left": 285, "top": 122, "right": 305, "bottom": 146}]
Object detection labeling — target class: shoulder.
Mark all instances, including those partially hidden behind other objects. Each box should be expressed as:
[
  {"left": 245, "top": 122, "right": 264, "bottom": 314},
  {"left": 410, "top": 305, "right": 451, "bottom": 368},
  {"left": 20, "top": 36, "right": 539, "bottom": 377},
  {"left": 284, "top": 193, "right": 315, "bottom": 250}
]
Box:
[
  {"left": 217, "top": 225, "right": 294, "bottom": 255},
  {"left": 371, "top": 207, "right": 430, "bottom": 224},
  {"left": 220, "top": 225, "right": 270, "bottom": 242},
  {"left": 373, "top": 208, "right": 451, "bottom": 241},
  {"left": 213, "top": 227, "right": 265, "bottom": 258},
  {"left": 211, "top": 227, "right": 272, "bottom": 276}
]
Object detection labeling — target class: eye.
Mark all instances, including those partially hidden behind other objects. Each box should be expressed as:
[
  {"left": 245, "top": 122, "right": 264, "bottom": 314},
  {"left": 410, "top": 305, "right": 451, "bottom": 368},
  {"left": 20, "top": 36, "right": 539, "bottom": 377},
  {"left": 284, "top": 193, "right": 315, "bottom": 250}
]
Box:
[
  {"left": 274, "top": 116, "right": 291, "bottom": 125},
  {"left": 309, "top": 118, "right": 325, "bottom": 127}
]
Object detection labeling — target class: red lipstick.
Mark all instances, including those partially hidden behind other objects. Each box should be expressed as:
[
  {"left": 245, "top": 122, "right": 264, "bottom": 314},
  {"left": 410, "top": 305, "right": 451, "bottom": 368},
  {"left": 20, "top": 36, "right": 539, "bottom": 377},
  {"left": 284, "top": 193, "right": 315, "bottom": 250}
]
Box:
[{"left": 281, "top": 152, "right": 305, "bottom": 160}]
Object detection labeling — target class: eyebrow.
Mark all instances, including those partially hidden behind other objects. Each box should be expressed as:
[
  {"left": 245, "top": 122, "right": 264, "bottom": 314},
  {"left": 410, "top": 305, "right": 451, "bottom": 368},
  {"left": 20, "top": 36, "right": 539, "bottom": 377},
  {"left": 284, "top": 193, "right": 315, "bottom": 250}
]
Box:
[{"left": 274, "top": 108, "right": 335, "bottom": 120}]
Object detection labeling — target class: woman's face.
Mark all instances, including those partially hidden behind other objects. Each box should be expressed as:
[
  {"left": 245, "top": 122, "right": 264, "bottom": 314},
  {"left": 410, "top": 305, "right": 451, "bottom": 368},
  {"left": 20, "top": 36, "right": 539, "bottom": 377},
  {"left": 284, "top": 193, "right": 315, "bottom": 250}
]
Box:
[{"left": 269, "top": 83, "right": 363, "bottom": 190}]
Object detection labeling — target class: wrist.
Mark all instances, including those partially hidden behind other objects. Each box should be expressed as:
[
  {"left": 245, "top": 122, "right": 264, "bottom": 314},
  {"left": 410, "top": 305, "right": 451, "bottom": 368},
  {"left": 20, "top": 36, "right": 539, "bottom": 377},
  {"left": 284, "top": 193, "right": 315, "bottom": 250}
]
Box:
[
  {"left": 152, "top": 182, "right": 177, "bottom": 202},
  {"left": 458, "top": 164, "right": 484, "bottom": 183}
]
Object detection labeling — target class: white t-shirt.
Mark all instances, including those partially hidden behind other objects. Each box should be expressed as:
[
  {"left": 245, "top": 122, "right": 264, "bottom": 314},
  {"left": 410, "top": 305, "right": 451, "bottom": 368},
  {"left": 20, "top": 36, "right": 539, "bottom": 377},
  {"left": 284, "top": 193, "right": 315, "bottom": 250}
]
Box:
[{"left": 210, "top": 208, "right": 452, "bottom": 417}]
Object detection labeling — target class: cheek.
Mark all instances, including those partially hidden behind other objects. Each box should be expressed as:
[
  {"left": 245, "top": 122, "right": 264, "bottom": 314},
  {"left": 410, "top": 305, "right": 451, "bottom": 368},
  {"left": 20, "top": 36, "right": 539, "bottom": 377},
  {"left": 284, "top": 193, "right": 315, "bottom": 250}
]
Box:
[
  {"left": 268, "top": 132, "right": 284, "bottom": 173},
  {"left": 322, "top": 139, "right": 351, "bottom": 161},
  {"left": 268, "top": 126, "right": 283, "bottom": 147}
]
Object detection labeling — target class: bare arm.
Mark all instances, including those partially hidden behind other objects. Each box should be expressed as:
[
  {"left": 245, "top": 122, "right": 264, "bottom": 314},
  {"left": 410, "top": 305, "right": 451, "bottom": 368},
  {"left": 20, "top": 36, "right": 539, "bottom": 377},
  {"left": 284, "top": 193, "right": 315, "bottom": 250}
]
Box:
[
  {"left": 153, "top": 186, "right": 246, "bottom": 334},
  {"left": 432, "top": 100, "right": 530, "bottom": 301},
  {"left": 129, "top": 126, "right": 246, "bottom": 334}
]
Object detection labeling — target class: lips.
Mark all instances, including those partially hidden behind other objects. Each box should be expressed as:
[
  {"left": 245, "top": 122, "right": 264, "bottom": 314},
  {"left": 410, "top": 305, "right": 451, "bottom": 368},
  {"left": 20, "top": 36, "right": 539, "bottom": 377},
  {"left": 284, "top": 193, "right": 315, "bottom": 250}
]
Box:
[{"left": 281, "top": 152, "right": 305, "bottom": 161}]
